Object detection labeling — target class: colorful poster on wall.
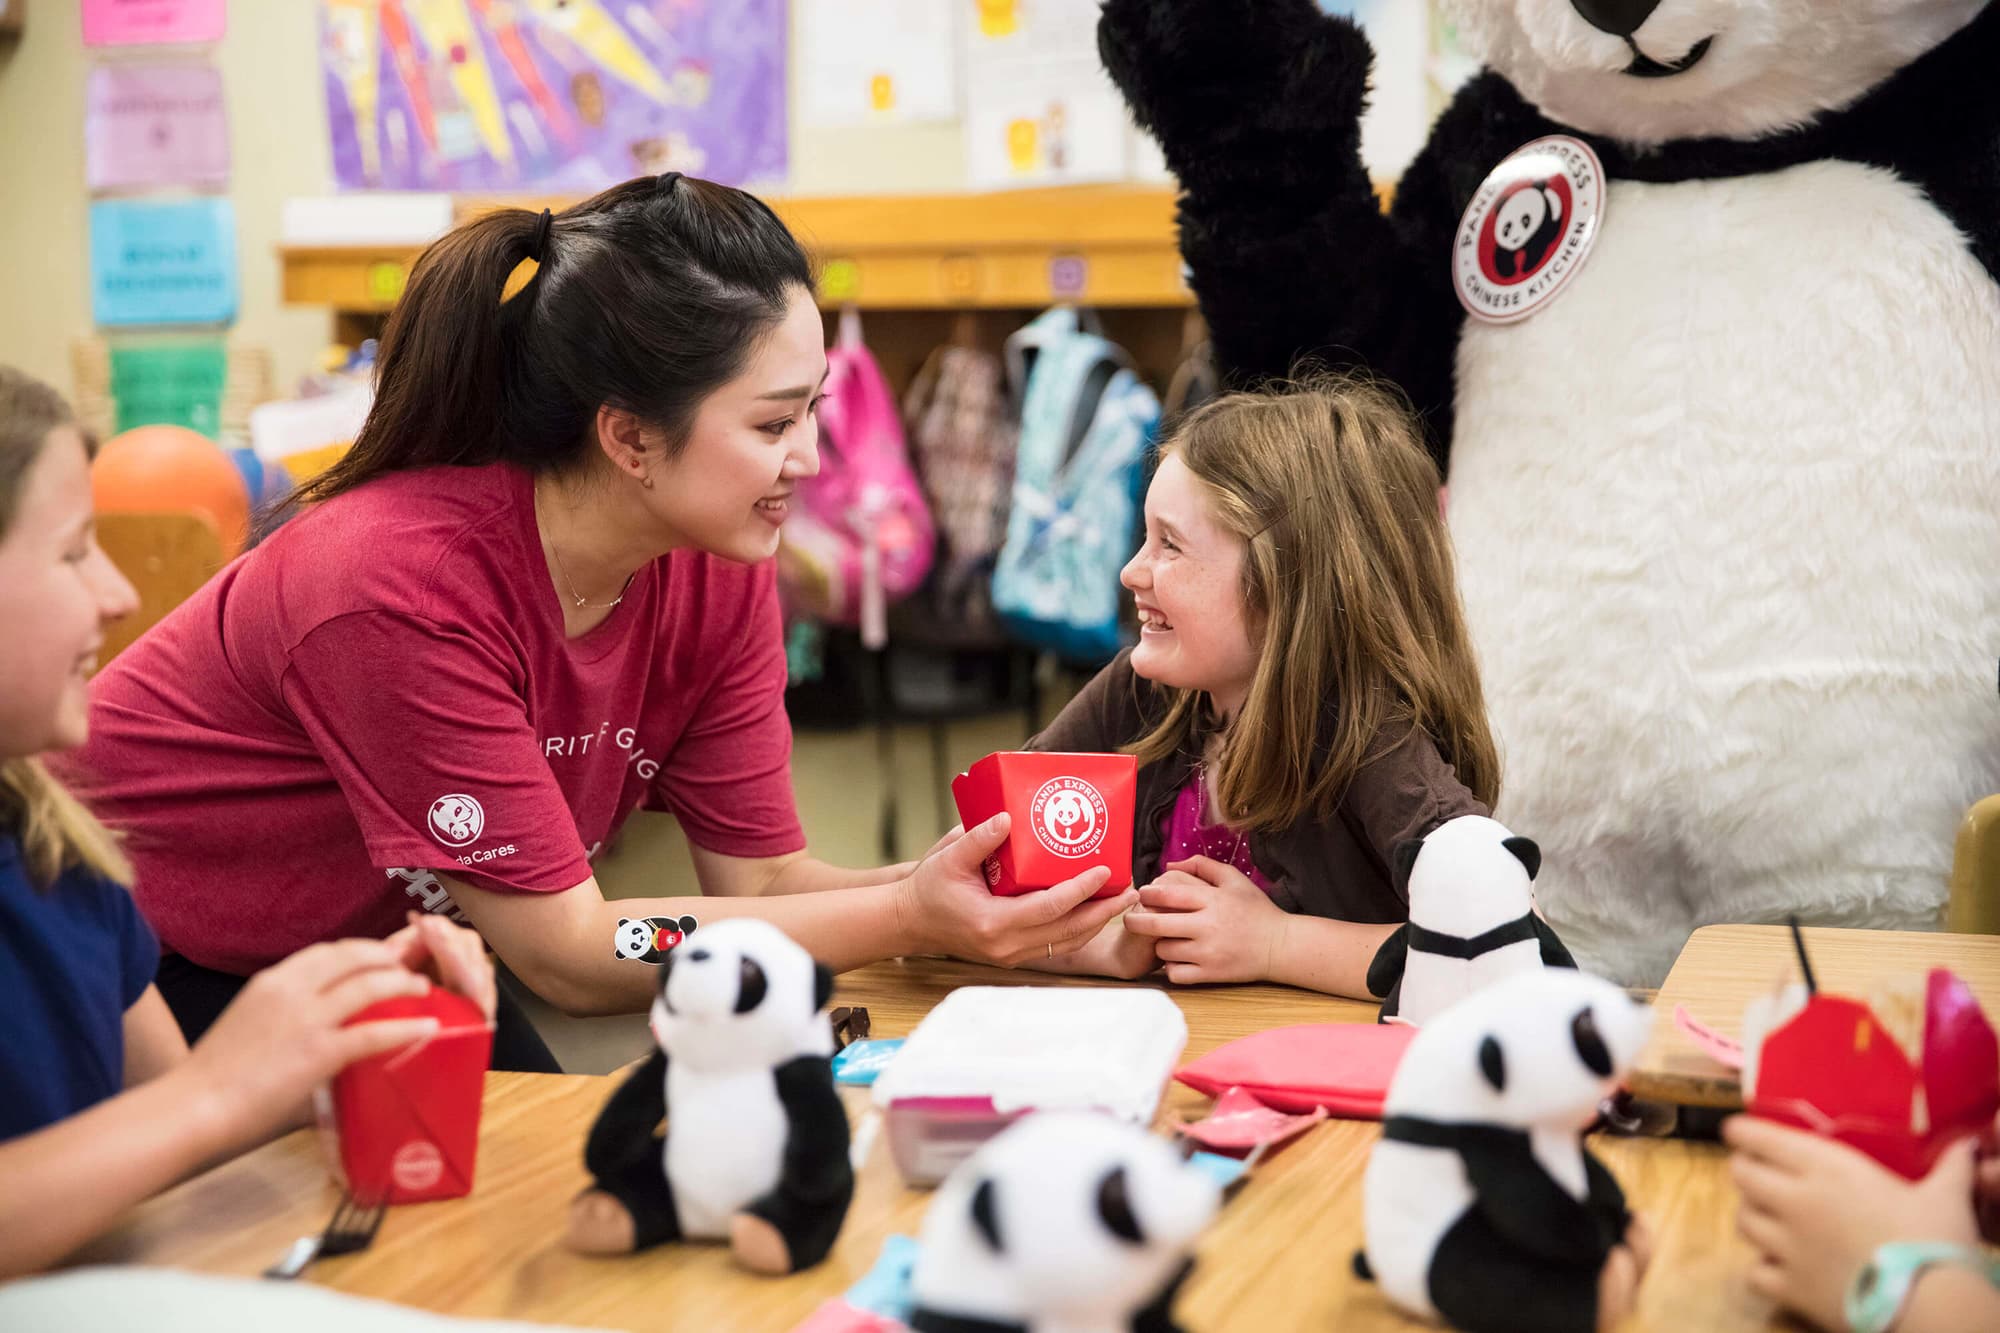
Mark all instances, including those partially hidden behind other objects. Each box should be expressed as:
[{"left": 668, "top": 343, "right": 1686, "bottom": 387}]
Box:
[
  {"left": 319, "top": 0, "right": 788, "bottom": 192},
  {"left": 83, "top": 0, "right": 227, "bottom": 47},
  {"left": 799, "top": 0, "right": 958, "bottom": 128},
  {"left": 89, "top": 198, "right": 239, "bottom": 327},
  {"left": 962, "top": 0, "right": 1128, "bottom": 191},
  {"left": 86, "top": 63, "right": 231, "bottom": 191},
  {"left": 110, "top": 341, "right": 229, "bottom": 436}
]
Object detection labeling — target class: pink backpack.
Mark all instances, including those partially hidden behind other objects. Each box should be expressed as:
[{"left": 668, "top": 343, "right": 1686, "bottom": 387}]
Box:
[{"left": 777, "top": 308, "right": 935, "bottom": 647}]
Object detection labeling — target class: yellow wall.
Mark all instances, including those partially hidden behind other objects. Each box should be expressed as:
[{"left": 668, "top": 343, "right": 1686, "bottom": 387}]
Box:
[{"left": 0, "top": 0, "right": 967, "bottom": 406}]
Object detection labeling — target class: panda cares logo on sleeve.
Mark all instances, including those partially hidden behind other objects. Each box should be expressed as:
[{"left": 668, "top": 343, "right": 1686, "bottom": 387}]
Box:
[
  {"left": 427, "top": 793, "right": 486, "bottom": 847},
  {"left": 1031, "top": 776, "right": 1108, "bottom": 859},
  {"left": 1453, "top": 135, "right": 1606, "bottom": 326}
]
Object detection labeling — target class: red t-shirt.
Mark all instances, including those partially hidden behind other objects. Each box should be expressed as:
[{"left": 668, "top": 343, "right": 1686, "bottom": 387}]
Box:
[{"left": 54, "top": 463, "right": 805, "bottom": 974}]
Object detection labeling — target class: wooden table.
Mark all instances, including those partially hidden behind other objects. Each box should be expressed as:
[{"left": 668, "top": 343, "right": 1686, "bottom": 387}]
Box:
[
  {"left": 1629, "top": 925, "right": 2000, "bottom": 1109},
  {"left": 75, "top": 959, "right": 1775, "bottom": 1332}
]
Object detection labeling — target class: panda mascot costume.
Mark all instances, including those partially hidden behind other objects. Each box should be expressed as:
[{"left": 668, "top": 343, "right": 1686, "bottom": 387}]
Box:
[
  {"left": 909, "top": 1112, "right": 1220, "bottom": 1333},
  {"left": 1367, "top": 815, "right": 1576, "bottom": 1026},
  {"left": 1356, "top": 968, "right": 1654, "bottom": 1332},
  {"left": 1100, "top": 0, "right": 2000, "bottom": 985},
  {"left": 565, "top": 918, "right": 854, "bottom": 1274}
]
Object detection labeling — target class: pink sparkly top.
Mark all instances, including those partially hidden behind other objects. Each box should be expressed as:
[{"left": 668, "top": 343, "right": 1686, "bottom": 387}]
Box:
[{"left": 1160, "top": 771, "right": 1275, "bottom": 895}]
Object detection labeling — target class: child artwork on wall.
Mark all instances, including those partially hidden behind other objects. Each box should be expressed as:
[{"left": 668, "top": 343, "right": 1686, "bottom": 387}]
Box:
[{"left": 318, "top": 0, "right": 787, "bottom": 192}]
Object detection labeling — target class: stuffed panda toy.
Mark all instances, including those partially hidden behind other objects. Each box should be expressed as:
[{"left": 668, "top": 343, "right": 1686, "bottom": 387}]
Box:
[
  {"left": 1367, "top": 815, "right": 1576, "bottom": 1026},
  {"left": 909, "top": 1112, "right": 1220, "bottom": 1333},
  {"left": 1354, "top": 968, "right": 1654, "bottom": 1333},
  {"left": 1101, "top": 0, "right": 2000, "bottom": 986},
  {"left": 613, "top": 913, "right": 697, "bottom": 964},
  {"left": 564, "top": 918, "right": 853, "bottom": 1274}
]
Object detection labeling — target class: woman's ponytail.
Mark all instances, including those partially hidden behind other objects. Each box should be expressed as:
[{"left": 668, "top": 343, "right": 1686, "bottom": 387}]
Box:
[
  {"left": 295, "top": 174, "right": 813, "bottom": 505},
  {"left": 294, "top": 207, "right": 544, "bottom": 505}
]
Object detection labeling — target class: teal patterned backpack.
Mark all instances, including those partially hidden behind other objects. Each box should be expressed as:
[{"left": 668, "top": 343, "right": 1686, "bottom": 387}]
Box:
[{"left": 992, "top": 306, "right": 1160, "bottom": 663}]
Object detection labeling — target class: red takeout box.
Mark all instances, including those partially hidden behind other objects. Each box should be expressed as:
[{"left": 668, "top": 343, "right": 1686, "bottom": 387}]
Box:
[
  {"left": 951, "top": 751, "right": 1135, "bottom": 899},
  {"left": 1749, "top": 968, "right": 2000, "bottom": 1181},
  {"left": 320, "top": 988, "right": 493, "bottom": 1203}
]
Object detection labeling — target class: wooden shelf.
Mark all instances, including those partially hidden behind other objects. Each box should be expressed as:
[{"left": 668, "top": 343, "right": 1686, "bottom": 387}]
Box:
[{"left": 281, "top": 186, "right": 1194, "bottom": 319}]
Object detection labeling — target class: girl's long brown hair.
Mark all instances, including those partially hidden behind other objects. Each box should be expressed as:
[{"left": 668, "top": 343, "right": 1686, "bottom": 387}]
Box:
[
  {"left": 1128, "top": 375, "right": 1500, "bottom": 831},
  {"left": 0, "top": 366, "right": 133, "bottom": 888}
]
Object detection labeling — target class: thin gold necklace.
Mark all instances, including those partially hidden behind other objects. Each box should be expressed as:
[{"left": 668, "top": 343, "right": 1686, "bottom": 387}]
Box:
[{"left": 535, "top": 479, "right": 637, "bottom": 610}]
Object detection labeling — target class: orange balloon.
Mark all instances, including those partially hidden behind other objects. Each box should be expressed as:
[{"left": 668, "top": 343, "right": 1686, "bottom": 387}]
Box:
[{"left": 92, "top": 425, "right": 252, "bottom": 559}]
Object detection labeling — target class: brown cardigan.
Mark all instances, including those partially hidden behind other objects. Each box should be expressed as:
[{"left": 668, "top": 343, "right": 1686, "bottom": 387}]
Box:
[{"left": 1028, "top": 651, "right": 1488, "bottom": 923}]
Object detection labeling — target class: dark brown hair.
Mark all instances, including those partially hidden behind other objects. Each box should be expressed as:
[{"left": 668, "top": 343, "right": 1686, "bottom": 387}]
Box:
[{"left": 298, "top": 173, "right": 814, "bottom": 504}]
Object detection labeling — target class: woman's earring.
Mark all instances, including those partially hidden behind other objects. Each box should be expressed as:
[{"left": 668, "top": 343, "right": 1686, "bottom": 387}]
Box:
[{"left": 640, "top": 473, "right": 655, "bottom": 490}]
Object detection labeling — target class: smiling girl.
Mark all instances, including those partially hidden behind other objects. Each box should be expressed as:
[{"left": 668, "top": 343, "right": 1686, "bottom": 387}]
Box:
[
  {"left": 1031, "top": 379, "right": 1499, "bottom": 997},
  {"left": 53, "top": 175, "right": 1128, "bottom": 1066},
  {"left": 0, "top": 366, "right": 497, "bottom": 1276}
]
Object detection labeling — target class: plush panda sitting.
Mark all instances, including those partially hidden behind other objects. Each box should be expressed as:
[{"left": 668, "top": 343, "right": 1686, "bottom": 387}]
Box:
[
  {"left": 1102, "top": 0, "right": 2000, "bottom": 986},
  {"left": 909, "top": 1112, "right": 1220, "bottom": 1333},
  {"left": 565, "top": 918, "right": 853, "bottom": 1274},
  {"left": 1368, "top": 815, "right": 1576, "bottom": 1027},
  {"left": 1355, "top": 969, "right": 1654, "bottom": 1333}
]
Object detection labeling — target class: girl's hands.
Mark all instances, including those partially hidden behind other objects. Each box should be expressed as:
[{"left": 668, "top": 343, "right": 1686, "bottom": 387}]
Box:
[
  {"left": 1073, "top": 915, "right": 1161, "bottom": 980},
  {"left": 1725, "top": 1115, "right": 1982, "bottom": 1331},
  {"left": 174, "top": 940, "right": 446, "bottom": 1149},
  {"left": 1122, "top": 855, "right": 1287, "bottom": 984},
  {"left": 384, "top": 911, "right": 498, "bottom": 1021}
]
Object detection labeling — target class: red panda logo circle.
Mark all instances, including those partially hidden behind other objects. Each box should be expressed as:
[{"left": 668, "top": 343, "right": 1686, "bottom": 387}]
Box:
[
  {"left": 1031, "top": 777, "right": 1108, "bottom": 859},
  {"left": 428, "top": 793, "right": 485, "bottom": 847},
  {"left": 1452, "top": 135, "right": 1606, "bottom": 326}
]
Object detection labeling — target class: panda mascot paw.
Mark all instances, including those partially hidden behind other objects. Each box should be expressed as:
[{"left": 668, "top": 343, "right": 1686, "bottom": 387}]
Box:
[
  {"left": 909, "top": 1112, "right": 1219, "bottom": 1333},
  {"left": 1357, "top": 969, "right": 1654, "bottom": 1333},
  {"left": 1367, "top": 815, "right": 1577, "bottom": 1027},
  {"left": 565, "top": 919, "right": 853, "bottom": 1274},
  {"left": 1098, "top": 0, "right": 1368, "bottom": 180}
]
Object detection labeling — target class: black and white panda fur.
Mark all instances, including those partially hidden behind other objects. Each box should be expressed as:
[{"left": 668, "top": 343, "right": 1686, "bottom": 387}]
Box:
[
  {"left": 570, "top": 917, "right": 852, "bottom": 1272},
  {"left": 1356, "top": 968, "right": 1653, "bottom": 1333},
  {"left": 1490, "top": 179, "right": 1563, "bottom": 278},
  {"left": 1368, "top": 815, "right": 1577, "bottom": 1026},
  {"left": 612, "top": 913, "right": 697, "bottom": 964},
  {"left": 909, "top": 1112, "right": 1219, "bottom": 1333},
  {"left": 1102, "top": 0, "right": 2000, "bottom": 986}
]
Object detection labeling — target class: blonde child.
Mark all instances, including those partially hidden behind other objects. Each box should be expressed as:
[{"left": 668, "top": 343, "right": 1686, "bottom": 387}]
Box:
[
  {"left": 0, "top": 366, "right": 496, "bottom": 1278},
  {"left": 1034, "top": 378, "right": 1499, "bottom": 996}
]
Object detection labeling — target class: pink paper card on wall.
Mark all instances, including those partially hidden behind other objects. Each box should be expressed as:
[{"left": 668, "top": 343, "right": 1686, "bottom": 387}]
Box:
[
  {"left": 83, "top": 0, "right": 225, "bottom": 47},
  {"left": 87, "top": 64, "right": 229, "bottom": 190}
]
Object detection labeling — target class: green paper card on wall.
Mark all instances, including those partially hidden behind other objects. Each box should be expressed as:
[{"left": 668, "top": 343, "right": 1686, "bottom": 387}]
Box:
[{"left": 111, "top": 341, "right": 227, "bottom": 437}]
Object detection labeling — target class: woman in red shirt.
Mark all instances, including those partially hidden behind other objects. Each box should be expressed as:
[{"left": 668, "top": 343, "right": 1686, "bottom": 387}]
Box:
[{"left": 57, "top": 174, "right": 1129, "bottom": 1069}]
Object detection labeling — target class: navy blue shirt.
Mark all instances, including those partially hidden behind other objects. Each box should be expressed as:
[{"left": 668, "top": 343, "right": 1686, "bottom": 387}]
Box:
[{"left": 0, "top": 832, "right": 158, "bottom": 1141}]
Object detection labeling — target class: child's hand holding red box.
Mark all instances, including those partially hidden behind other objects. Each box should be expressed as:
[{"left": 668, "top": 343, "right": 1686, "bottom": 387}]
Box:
[{"left": 312, "top": 915, "right": 499, "bottom": 1204}]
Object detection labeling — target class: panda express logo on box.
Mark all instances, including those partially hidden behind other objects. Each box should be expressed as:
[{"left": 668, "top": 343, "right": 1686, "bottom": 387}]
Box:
[
  {"left": 391, "top": 1139, "right": 445, "bottom": 1192},
  {"left": 1030, "top": 776, "right": 1109, "bottom": 859},
  {"left": 1452, "top": 135, "right": 1606, "bottom": 326}
]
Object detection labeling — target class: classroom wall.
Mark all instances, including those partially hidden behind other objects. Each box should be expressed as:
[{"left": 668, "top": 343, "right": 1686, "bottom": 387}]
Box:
[
  {"left": 0, "top": 1, "right": 331, "bottom": 401},
  {"left": 0, "top": 0, "right": 970, "bottom": 406}
]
